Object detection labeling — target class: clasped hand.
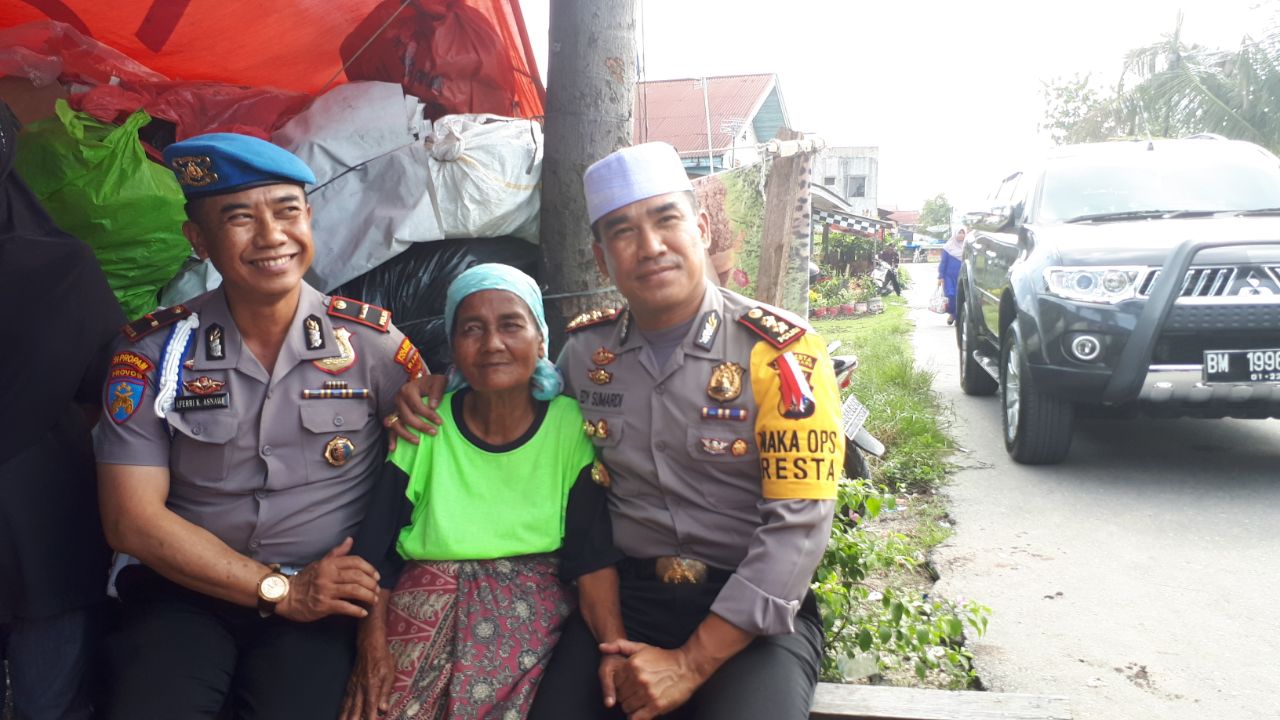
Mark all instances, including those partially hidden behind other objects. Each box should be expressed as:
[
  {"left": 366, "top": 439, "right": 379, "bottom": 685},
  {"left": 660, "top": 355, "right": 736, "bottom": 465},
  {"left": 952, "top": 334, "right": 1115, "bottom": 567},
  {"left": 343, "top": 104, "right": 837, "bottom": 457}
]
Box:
[
  {"left": 277, "top": 537, "right": 380, "bottom": 623},
  {"left": 600, "top": 640, "right": 705, "bottom": 720}
]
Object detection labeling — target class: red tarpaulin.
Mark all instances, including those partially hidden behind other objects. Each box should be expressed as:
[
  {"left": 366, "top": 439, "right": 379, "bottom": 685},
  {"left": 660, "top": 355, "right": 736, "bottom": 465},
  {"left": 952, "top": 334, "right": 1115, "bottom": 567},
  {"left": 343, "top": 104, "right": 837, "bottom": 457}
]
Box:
[{"left": 0, "top": 0, "right": 543, "bottom": 116}]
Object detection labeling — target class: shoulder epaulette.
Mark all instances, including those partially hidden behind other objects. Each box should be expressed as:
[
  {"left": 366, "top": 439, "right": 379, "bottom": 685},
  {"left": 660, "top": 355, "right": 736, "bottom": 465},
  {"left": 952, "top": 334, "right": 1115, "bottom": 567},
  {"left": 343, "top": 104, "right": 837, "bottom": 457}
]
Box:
[
  {"left": 736, "top": 306, "right": 806, "bottom": 349},
  {"left": 121, "top": 305, "right": 192, "bottom": 342},
  {"left": 565, "top": 307, "right": 622, "bottom": 333},
  {"left": 327, "top": 296, "right": 391, "bottom": 333}
]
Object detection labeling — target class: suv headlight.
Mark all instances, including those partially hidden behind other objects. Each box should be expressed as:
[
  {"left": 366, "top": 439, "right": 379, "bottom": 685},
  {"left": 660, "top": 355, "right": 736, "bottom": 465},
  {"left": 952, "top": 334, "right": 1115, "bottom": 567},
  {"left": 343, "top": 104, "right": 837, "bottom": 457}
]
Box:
[{"left": 1043, "top": 267, "right": 1147, "bottom": 303}]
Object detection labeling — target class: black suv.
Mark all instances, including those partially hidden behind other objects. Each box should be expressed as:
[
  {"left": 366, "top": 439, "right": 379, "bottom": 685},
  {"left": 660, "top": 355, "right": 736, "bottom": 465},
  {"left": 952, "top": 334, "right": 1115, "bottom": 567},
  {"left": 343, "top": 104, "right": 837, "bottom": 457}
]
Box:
[{"left": 956, "top": 137, "right": 1280, "bottom": 464}]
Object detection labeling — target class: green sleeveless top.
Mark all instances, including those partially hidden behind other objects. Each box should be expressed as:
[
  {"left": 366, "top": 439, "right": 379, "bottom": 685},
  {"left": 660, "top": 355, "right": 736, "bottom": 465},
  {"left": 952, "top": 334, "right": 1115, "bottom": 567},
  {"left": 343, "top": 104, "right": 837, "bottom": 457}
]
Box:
[{"left": 392, "top": 391, "right": 595, "bottom": 561}]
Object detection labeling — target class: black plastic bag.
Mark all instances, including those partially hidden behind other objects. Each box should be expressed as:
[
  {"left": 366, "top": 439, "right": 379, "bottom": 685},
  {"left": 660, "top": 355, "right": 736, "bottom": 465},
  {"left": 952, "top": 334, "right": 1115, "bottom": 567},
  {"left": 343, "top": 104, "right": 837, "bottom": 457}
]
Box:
[{"left": 332, "top": 237, "right": 540, "bottom": 373}]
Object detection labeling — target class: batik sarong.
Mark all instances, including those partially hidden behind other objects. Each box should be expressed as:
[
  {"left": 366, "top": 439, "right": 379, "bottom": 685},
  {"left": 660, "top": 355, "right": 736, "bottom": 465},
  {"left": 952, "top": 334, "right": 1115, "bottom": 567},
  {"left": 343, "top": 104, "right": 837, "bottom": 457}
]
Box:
[{"left": 383, "top": 554, "right": 572, "bottom": 720}]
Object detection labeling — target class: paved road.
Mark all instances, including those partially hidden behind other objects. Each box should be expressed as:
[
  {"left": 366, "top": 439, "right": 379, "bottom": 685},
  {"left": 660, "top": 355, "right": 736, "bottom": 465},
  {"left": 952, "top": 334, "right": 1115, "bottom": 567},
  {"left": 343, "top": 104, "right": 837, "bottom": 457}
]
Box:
[{"left": 899, "top": 264, "right": 1280, "bottom": 720}]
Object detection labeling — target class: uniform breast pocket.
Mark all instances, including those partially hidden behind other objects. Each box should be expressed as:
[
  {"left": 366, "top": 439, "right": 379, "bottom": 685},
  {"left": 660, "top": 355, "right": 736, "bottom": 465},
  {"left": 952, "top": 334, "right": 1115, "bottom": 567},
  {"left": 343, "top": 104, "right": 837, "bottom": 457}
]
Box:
[
  {"left": 169, "top": 412, "right": 238, "bottom": 485},
  {"left": 299, "top": 401, "right": 374, "bottom": 484},
  {"left": 582, "top": 410, "right": 624, "bottom": 451},
  {"left": 684, "top": 425, "right": 758, "bottom": 511}
]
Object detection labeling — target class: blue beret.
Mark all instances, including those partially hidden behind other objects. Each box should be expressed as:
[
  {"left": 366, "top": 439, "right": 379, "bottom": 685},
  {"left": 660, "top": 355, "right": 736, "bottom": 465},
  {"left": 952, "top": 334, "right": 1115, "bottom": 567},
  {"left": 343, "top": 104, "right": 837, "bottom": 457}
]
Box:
[{"left": 162, "top": 133, "right": 316, "bottom": 200}]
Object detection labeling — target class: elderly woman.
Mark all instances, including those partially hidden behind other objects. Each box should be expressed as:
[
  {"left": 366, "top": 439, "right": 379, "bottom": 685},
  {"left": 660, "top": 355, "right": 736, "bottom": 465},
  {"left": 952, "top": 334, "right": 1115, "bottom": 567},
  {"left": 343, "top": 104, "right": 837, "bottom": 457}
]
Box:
[{"left": 341, "top": 264, "right": 619, "bottom": 720}]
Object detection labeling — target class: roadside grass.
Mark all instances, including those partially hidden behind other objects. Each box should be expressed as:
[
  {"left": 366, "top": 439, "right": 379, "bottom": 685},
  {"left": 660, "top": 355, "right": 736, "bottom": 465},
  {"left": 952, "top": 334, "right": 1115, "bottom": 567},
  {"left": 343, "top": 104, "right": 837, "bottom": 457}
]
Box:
[{"left": 812, "top": 293, "right": 989, "bottom": 689}]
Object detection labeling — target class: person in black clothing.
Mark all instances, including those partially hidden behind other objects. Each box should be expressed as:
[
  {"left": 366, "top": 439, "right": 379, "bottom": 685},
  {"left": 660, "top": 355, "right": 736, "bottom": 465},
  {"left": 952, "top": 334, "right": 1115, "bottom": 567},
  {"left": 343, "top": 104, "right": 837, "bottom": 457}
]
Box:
[
  {"left": 877, "top": 245, "right": 902, "bottom": 296},
  {"left": 0, "top": 100, "right": 124, "bottom": 719}
]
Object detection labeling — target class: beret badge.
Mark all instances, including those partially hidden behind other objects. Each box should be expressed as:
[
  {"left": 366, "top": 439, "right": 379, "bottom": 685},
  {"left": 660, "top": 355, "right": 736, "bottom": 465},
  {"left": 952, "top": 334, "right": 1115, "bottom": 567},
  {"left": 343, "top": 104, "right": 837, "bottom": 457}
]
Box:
[{"left": 171, "top": 155, "right": 219, "bottom": 187}]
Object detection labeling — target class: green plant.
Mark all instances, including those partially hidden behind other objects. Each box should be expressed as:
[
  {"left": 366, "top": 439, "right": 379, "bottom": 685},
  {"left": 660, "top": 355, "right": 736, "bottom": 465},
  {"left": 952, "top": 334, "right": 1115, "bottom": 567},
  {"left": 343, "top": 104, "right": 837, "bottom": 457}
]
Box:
[{"left": 813, "top": 478, "right": 989, "bottom": 688}]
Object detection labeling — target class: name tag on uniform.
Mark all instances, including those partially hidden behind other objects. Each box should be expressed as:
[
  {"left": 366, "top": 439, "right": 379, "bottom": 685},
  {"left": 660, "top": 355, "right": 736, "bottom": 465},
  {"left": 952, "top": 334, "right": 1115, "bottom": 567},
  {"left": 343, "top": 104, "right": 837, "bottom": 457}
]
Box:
[{"left": 173, "top": 393, "right": 230, "bottom": 411}]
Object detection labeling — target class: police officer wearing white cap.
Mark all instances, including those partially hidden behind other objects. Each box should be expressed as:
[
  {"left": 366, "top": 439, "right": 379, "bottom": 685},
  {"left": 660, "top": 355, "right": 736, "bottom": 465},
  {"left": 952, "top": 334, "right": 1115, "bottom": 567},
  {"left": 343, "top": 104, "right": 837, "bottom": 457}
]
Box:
[
  {"left": 394, "top": 141, "right": 842, "bottom": 719},
  {"left": 94, "top": 133, "right": 421, "bottom": 719}
]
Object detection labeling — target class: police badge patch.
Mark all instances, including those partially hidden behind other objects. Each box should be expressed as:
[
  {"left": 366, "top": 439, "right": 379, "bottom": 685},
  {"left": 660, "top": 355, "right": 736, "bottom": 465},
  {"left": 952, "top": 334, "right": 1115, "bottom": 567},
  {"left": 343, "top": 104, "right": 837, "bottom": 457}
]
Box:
[{"left": 107, "top": 379, "right": 145, "bottom": 424}]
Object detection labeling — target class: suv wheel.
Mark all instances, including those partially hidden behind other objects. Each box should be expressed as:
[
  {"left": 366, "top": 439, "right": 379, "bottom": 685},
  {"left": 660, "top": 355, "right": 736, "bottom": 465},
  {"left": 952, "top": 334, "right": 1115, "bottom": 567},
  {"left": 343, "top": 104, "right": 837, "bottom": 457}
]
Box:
[
  {"left": 958, "top": 296, "right": 998, "bottom": 396},
  {"left": 1000, "top": 328, "right": 1074, "bottom": 464}
]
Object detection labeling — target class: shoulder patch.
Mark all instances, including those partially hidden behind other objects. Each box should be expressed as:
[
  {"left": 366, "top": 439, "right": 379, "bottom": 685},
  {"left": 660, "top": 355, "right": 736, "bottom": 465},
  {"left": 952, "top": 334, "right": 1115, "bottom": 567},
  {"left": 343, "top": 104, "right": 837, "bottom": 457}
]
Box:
[
  {"left": 327, "top": 296, "right": 391, "bottom": 333},
  {"left": 736, "top": 306, "right": 806, "bottom": 349},
  {"left": 121, "top": 305, "right": 192, "bottom": 342},
  {"left": 565, "top": 307, "right": 623, "bottom": 333}
]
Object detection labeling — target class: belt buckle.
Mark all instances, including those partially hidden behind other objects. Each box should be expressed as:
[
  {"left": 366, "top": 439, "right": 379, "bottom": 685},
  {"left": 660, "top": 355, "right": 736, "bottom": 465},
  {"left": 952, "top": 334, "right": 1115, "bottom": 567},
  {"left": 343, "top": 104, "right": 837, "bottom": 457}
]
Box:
[{"left": 656, "top": 557, "right": 707, "bottom": 584}]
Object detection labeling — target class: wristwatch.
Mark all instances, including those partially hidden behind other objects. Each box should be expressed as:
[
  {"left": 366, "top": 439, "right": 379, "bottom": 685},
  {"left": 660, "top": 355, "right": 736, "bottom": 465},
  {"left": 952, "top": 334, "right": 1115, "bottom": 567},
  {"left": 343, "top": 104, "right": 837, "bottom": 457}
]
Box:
[{"left": 257, "top": 564, "right": 291, "bottom": 618}]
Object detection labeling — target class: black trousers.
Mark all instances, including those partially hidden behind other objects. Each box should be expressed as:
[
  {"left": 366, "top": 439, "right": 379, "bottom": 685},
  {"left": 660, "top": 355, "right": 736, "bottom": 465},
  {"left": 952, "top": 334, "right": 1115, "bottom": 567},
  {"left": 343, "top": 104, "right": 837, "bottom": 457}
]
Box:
[
  {"left": 103, "top": 567, "right": 355, "bottom": 720},
  {"left": 529, "top": 570, "right": 823, "bottom": 720}
]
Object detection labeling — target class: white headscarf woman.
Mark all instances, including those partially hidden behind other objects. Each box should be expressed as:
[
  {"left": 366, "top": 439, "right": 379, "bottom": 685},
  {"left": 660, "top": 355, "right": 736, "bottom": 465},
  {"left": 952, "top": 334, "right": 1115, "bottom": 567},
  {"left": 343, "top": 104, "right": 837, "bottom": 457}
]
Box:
[{"left": 943, "top": 228, "right": 966, "bottom": 259}]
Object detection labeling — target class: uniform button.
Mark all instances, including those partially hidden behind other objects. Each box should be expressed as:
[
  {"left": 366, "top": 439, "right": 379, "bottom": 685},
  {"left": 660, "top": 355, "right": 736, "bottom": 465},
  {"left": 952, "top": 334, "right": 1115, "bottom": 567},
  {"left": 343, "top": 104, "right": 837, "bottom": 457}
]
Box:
[
  {"left": 249, "top": 539, "right": 261, "bottom": 549},
  {"left": 191, "top": 424, "right": 203, "bottom": 436},
  {"left": 255, "top": 490, "right": 268, "bottom": 500},
  {"left": 655, "top": 441, "right": 666, "bottom": 452},
  {"left": 655, "top": 384, "right": 665, "bottom": 394},
  {"left": 334, "top": 416, "right": 344, "bottom": 427},
  {"left": 261, "top": 445, "right": 273, "bottom": 457}
]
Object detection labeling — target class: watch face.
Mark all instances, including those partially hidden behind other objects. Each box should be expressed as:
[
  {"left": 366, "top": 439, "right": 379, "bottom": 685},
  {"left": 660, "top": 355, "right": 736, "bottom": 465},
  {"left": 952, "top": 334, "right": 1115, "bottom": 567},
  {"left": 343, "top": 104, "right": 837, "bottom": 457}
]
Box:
[{"left": 260, "top": 574, "right": 288, "bottom": 601}]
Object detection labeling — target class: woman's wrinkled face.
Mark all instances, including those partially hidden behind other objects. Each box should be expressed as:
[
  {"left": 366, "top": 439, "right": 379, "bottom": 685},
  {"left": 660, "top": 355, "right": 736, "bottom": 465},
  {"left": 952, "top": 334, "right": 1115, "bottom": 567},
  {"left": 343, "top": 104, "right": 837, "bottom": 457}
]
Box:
[{"left": 451, "top": 290, "right": 543, "bottom": 394}]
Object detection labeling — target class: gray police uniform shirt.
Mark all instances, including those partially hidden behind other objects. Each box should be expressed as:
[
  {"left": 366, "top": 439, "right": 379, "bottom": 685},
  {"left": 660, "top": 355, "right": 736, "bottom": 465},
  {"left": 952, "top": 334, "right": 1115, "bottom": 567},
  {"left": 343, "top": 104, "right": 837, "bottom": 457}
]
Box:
[
  {"left": 94, "top": 282, "right": 419, "bottom": 567},
  {"left": 558, "top": 284, "right": 842, "bottom": 636}
]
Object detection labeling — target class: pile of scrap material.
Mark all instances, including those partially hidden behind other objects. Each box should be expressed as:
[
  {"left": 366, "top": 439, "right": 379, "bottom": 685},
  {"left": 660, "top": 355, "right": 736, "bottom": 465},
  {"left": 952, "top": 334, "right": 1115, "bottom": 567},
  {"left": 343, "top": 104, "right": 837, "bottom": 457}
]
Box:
[{"left": 0, "top": 1, "right": 545, "bottom": 359}]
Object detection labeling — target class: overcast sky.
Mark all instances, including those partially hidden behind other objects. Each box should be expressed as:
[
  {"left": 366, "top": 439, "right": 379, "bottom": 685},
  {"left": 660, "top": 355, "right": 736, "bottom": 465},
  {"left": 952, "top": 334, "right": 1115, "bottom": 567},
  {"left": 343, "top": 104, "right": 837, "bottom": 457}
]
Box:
[{"left": 521, "top": 0, "right": 1270, "bottom": 213}]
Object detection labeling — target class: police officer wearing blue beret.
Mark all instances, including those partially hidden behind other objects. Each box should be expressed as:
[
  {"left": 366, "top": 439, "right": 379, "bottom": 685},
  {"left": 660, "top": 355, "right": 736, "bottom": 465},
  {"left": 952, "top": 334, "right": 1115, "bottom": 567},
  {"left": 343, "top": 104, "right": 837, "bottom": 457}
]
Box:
[{"left": 94, "top": 133, "right": 422, "bottom": 719}]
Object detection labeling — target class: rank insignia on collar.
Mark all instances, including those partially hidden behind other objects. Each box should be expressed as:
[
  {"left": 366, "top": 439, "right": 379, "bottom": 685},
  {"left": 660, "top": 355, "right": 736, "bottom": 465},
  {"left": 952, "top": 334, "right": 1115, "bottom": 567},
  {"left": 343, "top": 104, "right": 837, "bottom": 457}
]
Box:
[
  {"left": 700, "top": 437, "right": 730, "bottom": 455},
  {"left": 737, "top": 306, "right": 806, "bottom": 349},
  {"left": 583, "top": 420, "right": 596, "bottom": 437},
  {"left": 588, "top": 367, "right": 613, "bottom": 385},
  {"left": 730, "top": 439, "right": 749, "bottom": 457},
  {"left": 590, "top": 460, "right": 611, "bottom": 488},
  {"left": 694, "top": 311, "right": 721, "bottom": 351},
  {"left": 313, "top": 327, "right": 357, "bottom": 375},
  {"left": 618, "top": 309, "right": 633, "bottom": 344},
  {"left": 706, "top": 362, "right": 744, "bottom": 403},
  {"left": 324, "top": 435, "right": 355, "bottom": 467},
  {"left": 304, "top": 316, "right": 326, "bottom": 350},
  {"left": 206, "top": 324, "right": 225, "bottom": 361},
  {"left": 183, "top": 376, "right": 226, "bottom": 396},
  {"left": 121, "top": 305, "right": 192, "bottom": 343},
  {"left": 107, "top": 379, "right": 145, "bottom": 424},
  {"left": 595, "top": 419, "right": 609, "bottom": 438},
  {"left": 566, "top": 307, "right": 622, "bottom": 333},
  {"left": 592, "top": 347, "right": 617, "bottom": 366},
  {"left": 327, "top": 296, "right": 391, "bottom": 333}
]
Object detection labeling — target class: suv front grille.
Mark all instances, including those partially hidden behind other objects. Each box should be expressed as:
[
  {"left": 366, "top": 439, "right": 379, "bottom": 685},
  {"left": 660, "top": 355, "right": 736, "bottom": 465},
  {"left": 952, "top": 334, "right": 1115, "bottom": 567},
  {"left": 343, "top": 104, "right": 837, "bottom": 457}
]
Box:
[{"left": 1138, "top": 266, "right": 1236, "bottom": 297}]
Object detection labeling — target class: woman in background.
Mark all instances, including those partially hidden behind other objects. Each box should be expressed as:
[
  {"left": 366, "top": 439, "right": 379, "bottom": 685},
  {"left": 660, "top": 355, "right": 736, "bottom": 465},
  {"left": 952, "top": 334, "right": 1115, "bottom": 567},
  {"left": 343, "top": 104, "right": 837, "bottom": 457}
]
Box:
[{"left": 938, "top": 228, "right": 966, "bottom": 325}]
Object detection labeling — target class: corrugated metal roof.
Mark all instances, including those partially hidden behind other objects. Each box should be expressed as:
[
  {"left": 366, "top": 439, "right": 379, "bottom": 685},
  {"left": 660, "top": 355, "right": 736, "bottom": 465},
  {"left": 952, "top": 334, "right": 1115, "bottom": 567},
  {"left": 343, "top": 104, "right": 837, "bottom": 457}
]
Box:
[{"left": 634, "top": 73, "right": 776, "bottom": 154}]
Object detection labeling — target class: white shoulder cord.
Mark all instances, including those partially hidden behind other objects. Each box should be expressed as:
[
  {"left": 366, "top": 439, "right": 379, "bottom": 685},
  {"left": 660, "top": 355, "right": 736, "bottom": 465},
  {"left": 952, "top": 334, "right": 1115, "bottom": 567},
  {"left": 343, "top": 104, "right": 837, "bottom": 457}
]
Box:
[{"left": 153, "top": 312, "right": 200, "bottom": 421}]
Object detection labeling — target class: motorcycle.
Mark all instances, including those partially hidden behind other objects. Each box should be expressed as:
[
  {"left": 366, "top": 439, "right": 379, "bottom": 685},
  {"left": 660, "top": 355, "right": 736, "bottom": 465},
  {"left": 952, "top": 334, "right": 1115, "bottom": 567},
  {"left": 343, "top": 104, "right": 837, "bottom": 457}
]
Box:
[{"left": 828, "top": 341, "right": 885, "bottom": 481}]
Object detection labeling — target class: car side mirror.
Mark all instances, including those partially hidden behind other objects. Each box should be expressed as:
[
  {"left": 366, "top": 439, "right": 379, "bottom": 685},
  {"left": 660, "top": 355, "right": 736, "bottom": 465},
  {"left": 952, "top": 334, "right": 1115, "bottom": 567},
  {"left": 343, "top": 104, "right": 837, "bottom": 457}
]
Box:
[{"left": 969, "top": 205, "right": 1013, "bottom": 232}]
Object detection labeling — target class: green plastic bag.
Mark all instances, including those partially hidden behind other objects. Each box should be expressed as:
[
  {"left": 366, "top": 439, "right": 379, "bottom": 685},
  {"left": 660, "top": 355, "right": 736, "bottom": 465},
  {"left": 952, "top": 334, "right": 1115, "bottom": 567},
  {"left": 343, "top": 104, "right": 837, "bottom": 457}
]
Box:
[{"left": 15, "top": 100, "right": 188, "bottom": 320}]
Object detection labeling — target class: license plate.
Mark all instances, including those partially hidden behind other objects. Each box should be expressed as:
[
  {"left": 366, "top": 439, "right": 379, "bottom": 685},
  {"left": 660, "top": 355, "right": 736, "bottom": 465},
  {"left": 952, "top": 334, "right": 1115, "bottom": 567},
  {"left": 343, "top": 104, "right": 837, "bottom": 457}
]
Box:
[
  {"left": 841, "top": 393, "right": 870, "bottom": 440},
  {"left": 1203, "top": 348, "right": 1280, "bottom": 382}
]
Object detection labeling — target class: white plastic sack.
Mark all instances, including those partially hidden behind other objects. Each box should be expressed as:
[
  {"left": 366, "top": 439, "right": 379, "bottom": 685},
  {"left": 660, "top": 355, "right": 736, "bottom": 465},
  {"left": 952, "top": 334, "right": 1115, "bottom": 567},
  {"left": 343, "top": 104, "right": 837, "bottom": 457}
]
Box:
[
  {"left": 272, "top": 83, "right": 542, "bottom": 291},
  {"left": 159, "top": 256, "right": 223, "bottom": 307},
  {"left": 426, "top": 113, "right": 542, "bottom": 243}
]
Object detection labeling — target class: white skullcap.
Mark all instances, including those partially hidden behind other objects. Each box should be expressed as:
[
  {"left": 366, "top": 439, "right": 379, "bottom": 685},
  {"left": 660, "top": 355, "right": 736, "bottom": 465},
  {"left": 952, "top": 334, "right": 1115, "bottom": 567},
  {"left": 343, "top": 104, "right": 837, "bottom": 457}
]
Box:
[{"left": 583, "top": 142, "right": 694, "bottom": 225}]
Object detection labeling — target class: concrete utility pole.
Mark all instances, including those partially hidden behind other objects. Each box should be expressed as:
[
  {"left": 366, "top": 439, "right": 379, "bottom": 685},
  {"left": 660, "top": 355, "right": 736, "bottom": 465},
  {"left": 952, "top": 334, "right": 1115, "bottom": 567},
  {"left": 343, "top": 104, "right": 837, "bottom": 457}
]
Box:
[{"left": 538, "top": 0, "right": 636, "bottom": 347}]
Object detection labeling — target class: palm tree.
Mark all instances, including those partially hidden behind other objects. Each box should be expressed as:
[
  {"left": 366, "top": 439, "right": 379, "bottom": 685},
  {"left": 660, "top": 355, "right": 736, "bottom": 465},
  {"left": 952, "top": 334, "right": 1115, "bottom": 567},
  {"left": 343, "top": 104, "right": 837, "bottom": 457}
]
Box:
[{"left": 1111, "top": 11, "right": 1280, "bottom": 153}]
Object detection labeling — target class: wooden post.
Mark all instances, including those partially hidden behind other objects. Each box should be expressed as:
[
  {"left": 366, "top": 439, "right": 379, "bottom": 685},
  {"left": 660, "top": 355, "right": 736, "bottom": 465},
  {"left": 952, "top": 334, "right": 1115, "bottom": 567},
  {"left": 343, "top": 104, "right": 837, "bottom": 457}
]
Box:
[
  {"left": 755, "top": 128, "right": 815, "bottom": 308},
  {"left": 538, "top": 0, "right": 636, "bottom": 348}
]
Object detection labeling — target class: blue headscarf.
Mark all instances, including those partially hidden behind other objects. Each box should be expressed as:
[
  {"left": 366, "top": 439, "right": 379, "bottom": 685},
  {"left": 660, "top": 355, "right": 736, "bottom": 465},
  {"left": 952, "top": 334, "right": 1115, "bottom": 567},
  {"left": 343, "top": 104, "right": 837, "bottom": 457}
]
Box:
[{"left": 443, "top": 263, "right": 563, "bottom": 401}]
